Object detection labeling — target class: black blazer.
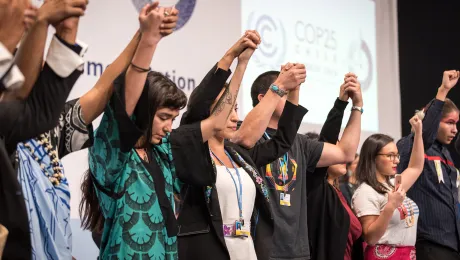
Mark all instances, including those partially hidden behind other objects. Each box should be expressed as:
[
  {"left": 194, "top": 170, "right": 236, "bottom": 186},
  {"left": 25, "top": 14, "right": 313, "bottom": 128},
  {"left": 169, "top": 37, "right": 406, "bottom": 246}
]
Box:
[
  {"left": 176, "top": 64, "right": 307, "bottom": 259},
  {"left": 306, "top": 98, "right": 363, "bottom": 260}
]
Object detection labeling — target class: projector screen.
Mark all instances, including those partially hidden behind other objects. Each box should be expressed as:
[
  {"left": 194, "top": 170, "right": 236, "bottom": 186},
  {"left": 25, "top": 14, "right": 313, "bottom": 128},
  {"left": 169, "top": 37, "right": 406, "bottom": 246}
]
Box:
[{"left": 239, "top": 0, "right": 400, "bottom": 142}]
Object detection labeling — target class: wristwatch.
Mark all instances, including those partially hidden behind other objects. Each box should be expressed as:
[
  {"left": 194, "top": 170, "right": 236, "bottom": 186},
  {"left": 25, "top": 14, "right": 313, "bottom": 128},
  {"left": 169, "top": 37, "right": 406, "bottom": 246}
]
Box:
[
  {"left": 351, "top": 106, "right": 363, "bottom": 114},
  {"left": 270, "top": 84, "right": 287, "bottom": 97}
]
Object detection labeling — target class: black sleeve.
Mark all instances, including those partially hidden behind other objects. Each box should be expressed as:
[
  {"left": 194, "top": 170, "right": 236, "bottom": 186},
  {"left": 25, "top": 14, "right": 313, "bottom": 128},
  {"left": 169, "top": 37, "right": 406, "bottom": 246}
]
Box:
[
  {"left": 318, "top": 98, "right": 348, "bottom": 143},
  {"left": 170, "top": 123, "right": 215, "bottom": 186},
  {"left": 180, "top": 63, "right": 232, "bottom": 125},
  {"left": 396, "top": 135, "right": 413, "bottom": 174},
  {"left": 109, "top": 73, "right": 144, "bottom": 153},
  {"left": 247, "top": 101, "right": 308, "bottom": 168},
  {"left": 0, "top": 63, "right": 81, "bottom": 152},
  {"left": 421, "top": 99, "right": 444, "bottom": 151},
  {"left": 314, "top": 98, "right": 348, "bottom": 178}
]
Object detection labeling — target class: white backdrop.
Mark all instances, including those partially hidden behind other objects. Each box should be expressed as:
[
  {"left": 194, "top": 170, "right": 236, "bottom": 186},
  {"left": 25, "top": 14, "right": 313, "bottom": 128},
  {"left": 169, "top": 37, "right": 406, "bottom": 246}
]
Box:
[{"left": 55, "top": 0, "right": 401, "bottom": 259}]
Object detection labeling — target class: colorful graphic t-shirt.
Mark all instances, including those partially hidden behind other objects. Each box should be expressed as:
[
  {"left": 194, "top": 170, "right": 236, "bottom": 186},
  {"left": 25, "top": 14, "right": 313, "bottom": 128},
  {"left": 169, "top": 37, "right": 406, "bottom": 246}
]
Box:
[{"left": 260, "top": 130, "right": 324, "bottom": 259}]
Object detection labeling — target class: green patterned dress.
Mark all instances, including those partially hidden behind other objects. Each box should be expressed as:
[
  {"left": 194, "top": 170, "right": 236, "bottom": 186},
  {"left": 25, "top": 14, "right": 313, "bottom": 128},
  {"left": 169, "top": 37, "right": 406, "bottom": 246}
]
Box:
[{"left": 89, "top": 95, "right": 198, "bottom": 259}]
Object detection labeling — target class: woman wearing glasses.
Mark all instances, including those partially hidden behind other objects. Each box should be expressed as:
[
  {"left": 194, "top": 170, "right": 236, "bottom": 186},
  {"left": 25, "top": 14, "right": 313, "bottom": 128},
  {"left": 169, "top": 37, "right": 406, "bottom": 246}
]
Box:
[{"left": 352, "top": 115, "right": 424, "bottom": 260}]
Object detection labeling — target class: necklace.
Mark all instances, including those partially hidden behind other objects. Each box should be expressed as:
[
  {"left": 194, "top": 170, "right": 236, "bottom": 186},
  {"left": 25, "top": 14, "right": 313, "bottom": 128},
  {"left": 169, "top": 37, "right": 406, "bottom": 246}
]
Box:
[
  {"left": 137, "top": 148, "right": 149, "bottom": 163},
  {"left": 23, "top": 133, "right": 64, "bottom": 186}
]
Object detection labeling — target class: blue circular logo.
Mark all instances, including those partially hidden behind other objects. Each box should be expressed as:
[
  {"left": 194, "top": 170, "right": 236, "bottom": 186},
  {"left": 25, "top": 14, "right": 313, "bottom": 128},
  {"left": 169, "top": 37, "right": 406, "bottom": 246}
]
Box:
[
  {"left": 131, "top": 0, "right": 196, "bottom": 30},
  {"left": 247, "top": 12, "right": 286, "bottom": 70}
]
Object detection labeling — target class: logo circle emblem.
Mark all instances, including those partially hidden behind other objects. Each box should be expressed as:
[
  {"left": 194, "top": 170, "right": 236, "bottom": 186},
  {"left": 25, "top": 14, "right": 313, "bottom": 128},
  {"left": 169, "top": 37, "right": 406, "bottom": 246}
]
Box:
[
  {"left": 131, "top": 0, "right": 196, "bottom": 31},
  {"left": 246, "top": 12, "right": 286, "bottom": 70}
]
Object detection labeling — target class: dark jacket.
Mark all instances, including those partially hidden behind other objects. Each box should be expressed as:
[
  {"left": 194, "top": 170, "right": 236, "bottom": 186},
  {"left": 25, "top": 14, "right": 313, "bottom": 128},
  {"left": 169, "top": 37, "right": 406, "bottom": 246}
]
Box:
[
  {"left": 398, "top": 99, "right": 460, "bottom": 252},
  {"left": 306, "top": 98, "right": 364, "bottom": 260},
  {"left": 177, "top": 64, "right": 307, "bottom": 260}
]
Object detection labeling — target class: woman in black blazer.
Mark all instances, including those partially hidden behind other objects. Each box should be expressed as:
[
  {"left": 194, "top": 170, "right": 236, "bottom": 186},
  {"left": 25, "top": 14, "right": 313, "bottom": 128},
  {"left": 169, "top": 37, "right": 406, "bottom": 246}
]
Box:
[{"left": 176, "top": 36, "right": 307, "bottom": 259}]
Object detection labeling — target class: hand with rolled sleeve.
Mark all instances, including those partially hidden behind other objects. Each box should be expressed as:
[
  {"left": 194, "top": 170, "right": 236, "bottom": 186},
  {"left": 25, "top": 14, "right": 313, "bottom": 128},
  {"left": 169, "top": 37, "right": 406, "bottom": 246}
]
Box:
[
  {"left": 0, "top": 11, "right": 88, "bottom": 152},
  {"left": 0, "top": 0, "right": 28, "bottom": 53},
  {"left": 38, "top": 0, "right": 87, "bottom": 27},
  {"left": 0, "top": 0, "right": 31, "bottom": 92}
]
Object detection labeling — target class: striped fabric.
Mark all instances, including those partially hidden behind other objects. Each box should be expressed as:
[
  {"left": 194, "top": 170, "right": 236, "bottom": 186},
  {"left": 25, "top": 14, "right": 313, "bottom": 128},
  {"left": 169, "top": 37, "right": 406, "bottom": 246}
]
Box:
[{"left": 398, "top": 138, "right": 460, "bottom": 252}]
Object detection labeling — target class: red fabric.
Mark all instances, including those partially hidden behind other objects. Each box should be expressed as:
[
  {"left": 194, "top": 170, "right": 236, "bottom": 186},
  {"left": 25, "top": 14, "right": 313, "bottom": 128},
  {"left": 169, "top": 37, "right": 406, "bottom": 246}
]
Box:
[
  {"left": 364, "top": 245, "right": 416, "bottom": 260},
  {"left": 424, "top": 154, "right": 454, "bottom": 166},
  {"left": 336, "top": 189, "right": 362, "bottom": 260}
]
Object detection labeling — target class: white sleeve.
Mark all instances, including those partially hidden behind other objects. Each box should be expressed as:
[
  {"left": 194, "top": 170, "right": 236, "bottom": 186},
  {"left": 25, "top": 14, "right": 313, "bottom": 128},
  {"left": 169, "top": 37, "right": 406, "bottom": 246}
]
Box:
[
  {"left": 352, "top": 184, "right": 384, "bottom": 217},
  {"left": 0, "top": 42, "right": 24, "bottom": 91},
  {"left": 46, "top": 36, "right": 88, "bottom": 78}
]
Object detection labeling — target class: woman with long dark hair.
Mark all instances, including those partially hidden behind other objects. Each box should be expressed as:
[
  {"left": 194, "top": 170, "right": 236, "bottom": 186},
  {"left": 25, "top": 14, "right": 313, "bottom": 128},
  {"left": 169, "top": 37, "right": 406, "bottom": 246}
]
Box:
[{"left": 352, "top": 116, "right": 424, "bottom": 259}]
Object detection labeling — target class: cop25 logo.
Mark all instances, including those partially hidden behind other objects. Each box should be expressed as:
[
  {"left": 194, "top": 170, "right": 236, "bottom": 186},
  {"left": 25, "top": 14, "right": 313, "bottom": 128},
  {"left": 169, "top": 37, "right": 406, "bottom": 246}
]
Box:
[
  {"left": 131, "top": 0, "right": 196, "bottom": 30},
  {"left": 246, "top": 12, "right": 287, "bottom": 70}
]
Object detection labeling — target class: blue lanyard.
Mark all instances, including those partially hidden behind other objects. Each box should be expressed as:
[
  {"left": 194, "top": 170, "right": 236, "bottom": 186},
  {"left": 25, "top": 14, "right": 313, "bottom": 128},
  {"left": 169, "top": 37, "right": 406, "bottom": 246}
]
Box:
[
  {"left": 211, "top": 150, "right": 244, "bottom": 220},
  {"left": 264, "top": 132, "right": 289, "bottom": 187}
]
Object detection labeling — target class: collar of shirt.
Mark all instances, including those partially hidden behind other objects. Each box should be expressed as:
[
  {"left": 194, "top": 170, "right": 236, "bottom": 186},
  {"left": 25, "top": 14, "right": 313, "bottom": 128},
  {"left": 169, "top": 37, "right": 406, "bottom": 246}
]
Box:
[
  {"left": 46, "top": 35, "right": 88, "bottom": 78},
  {"left": 0, "top": 42, "right": 25, "bottom": 91}
]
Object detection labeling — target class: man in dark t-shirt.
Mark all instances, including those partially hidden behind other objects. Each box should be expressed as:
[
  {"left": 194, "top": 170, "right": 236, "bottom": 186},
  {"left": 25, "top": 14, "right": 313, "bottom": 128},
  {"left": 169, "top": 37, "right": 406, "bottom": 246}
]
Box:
[{"left": 233, "top": 70, "right": 363, "bottom": 259}]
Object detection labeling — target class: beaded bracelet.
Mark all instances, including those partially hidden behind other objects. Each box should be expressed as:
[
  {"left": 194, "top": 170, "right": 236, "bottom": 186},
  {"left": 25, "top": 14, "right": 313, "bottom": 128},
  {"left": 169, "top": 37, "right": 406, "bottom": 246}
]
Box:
[{"left": 130, "top": 62, "right": 151, "bottom": 73}]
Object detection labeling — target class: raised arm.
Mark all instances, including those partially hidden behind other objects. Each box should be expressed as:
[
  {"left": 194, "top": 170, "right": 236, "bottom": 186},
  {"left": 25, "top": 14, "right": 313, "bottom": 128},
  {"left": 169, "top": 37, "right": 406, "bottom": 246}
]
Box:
[
  {"left": 316, "top": 73, "right": 362, "bottom": 167},
  {"left": 78, "top": 8, "right": 178, "bottom": 124},
  {"left": 0, "top": 0, "right": 27, "bottom": 54},
  {"left": 4, "top": 0, "right": 87, "bottom": 101},
  {"left": 200, "top": 32, "right": 260, "bottom": 142},
  {"left": 0, "top": 0, "right": 30, "bottom": 93},
  {"left": 180, "top": 30, "right": 263, "bottom": 126},
  {"left": 0, "top": 17, "right": 86, "bottom": 151},
  {"left": 308, "top": 84, "right": 349, "bottom": 182},
  {"left": 79, "top": 31, "right": 140, "bottom": 124},
  {"left": 124, "top": 2, "right": 164, "bottom": 116},
  {"left": 231, "top": 63, "right": 307, "bottom": 148},
  {"left": 400, "top": 116, "right": 424, "bottom": 191},
  {"left": 318, "top": 84, "right": 349, "bottom": 143},
  {"left": 247, "top": 100, "right": 307, "bottom": 167},
  {"left": 422, "top": 70, "right": 459, "bottom": 150}
]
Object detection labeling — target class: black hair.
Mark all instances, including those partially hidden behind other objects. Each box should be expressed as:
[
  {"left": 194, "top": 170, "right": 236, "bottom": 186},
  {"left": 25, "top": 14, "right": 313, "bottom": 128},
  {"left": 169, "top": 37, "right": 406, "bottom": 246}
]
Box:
[
  {"left": 79, "top": 71, "right": 187, "bottom": 232},
  {"left": 250, "top": 71, "right": 280, "bottom": 107},
  {"left": 356, "top": 134, "right": 394, "bottom": 194}
]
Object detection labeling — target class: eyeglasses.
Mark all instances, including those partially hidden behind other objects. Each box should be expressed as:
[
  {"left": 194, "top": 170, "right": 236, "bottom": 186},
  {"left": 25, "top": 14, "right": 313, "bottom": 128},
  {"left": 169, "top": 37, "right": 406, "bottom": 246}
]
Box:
[{"left": 377, "top": 153, "right": 400, "bottom": 161}]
